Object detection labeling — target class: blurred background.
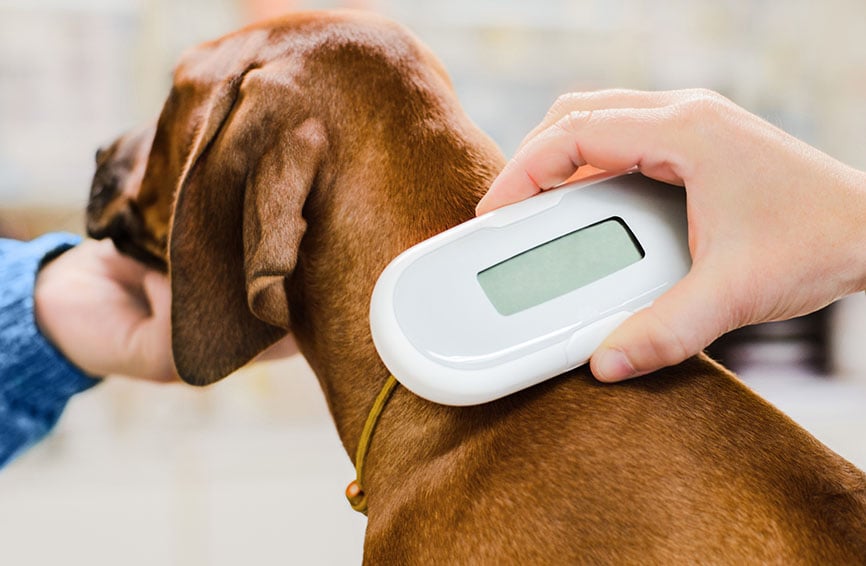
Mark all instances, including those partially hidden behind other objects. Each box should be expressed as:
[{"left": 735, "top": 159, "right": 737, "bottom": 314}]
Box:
[{"left": 1, "top": 0, "right": 865, "bottom": 563}]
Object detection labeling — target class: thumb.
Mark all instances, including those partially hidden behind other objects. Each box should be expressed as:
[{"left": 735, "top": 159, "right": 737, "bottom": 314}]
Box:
[
  {"left": 141, "top": 269, "right": 172, "bottom": 322},
  {"left": 589, "top": 267, "right": 730, "bottom": 382},
  {"left": 135, "top": 270, "right": 178, "bottom": 382}
]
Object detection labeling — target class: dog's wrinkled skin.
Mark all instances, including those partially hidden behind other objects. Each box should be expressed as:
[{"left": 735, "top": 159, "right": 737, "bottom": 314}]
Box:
[{"left": 87, "top": 10, "right": 866, "bottom": 563}]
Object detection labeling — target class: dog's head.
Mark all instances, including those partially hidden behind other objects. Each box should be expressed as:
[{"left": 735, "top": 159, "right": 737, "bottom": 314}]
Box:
[{"left": 86, "top": 11, "right": 501, "bottom": 387}]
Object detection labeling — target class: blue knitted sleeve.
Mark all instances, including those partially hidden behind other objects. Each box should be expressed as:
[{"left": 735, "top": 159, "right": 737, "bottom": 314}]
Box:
[{"left": 0, "top": 233, "right": 101, "bottom": 468}]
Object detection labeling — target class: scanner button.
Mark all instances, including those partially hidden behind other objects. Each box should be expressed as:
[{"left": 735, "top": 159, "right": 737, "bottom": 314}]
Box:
[{"left": 565, "top": 312, "right": 633, "bottom": 366}]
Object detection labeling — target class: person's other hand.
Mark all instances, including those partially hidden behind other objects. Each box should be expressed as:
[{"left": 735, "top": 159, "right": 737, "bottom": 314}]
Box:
[
  {"left": 35, "top": 238, "right": 177, "bottom": 381},
  {"left": 477, "top": 89, "right": 866, "bottom": 382}
]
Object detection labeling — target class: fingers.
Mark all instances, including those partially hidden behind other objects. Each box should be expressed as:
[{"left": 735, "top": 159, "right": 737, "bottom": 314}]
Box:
[
  {"left": 475, "top": 87, "right": 756, "bottom": 379},
  {"left": 589, "top": 266, "right": 732, "bottom": 382},
  {"left": 476, "top": 88, "right": 726, "bottom": 216},
  {"left": 138, "top": 270, "right": 178, "bottom": 382},
  {"left": 515, "top": 89, "right": 693, "bottom": 153},
  {"left": 477, "top": 105, "right": 689, "bottom": 215},
  {"left": 117, "top": 269, "right": 177, "bottom": 383},
  {"left": 142, "top": 269, "right": 171, "bottom": 320},
  {"left": 473, "top": 87, "right": 864, "bottom": 382}
]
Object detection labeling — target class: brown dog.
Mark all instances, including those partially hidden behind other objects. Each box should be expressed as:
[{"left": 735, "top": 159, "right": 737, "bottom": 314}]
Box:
[{"left": 88, "top": 10, "right": 866, "bottom": 563}]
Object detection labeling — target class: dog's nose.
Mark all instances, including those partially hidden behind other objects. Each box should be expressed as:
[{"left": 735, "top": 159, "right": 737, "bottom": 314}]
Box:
[{"left": 95, "top": 146, "right": 107, "bottom": 163}]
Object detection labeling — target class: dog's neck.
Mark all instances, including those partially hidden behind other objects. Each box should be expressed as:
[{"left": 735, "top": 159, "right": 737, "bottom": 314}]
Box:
[{"left": 290, "top": 106, "right": 506, "bottom": 459}]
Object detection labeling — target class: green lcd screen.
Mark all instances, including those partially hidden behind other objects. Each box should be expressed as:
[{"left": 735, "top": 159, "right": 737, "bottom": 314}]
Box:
[{"left": 477, "top": 218, "right": 645, "bottom": 316}]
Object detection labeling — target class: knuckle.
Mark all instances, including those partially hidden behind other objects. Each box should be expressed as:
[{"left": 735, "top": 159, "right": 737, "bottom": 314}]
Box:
[
  {"left": 597, "top": 87, "right": 642, "bottom": 99},
  {"left": 547, "top": 92, "right": 584, "bottom": 119},
  {"left": 668, "top": 90, "right": 735, "bottom": 140},
  {"left": 641, "top": 310, "right": 692, "bottom": 370},
  {"left": 676, "top": 89, "right": 731, "bottom": 120},
  {"left": 686, "top": 86, "right": 716, "bottom": 102},
  {"left": 682, "top": 87, "right": 728, "bottom": 105},
  {"left": 552, "top": 92, "right": 578, "bottom": 107},
  {"left": 554, "top": 109, "right": 594, "bottom": 134}
]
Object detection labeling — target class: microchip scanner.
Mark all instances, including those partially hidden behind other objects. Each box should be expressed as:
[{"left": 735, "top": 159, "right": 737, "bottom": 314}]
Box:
[{"left": 370, "top": 172, "right": 691, "bottom": 406}]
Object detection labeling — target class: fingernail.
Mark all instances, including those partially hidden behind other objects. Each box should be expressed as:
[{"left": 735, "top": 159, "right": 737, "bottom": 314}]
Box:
[{"left": 593, "top": 349, "right": 635, "bottom": 382}]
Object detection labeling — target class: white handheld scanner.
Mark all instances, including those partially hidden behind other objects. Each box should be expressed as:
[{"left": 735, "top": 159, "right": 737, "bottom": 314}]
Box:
[{"left": 370, "top": 172, "right": 691, "bottom": 406}]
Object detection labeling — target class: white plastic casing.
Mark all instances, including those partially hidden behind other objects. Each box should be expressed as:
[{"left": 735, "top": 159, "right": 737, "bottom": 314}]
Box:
[{"left": 370, "top": 172, "right": 690, "bottom": 405}]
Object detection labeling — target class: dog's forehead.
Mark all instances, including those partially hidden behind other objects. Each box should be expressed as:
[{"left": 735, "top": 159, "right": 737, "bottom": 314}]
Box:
[
  {"left": 172, "top": 35, "right": 264, "bottom": 87},
  {"left": 170, "top": 15, "right": 317, "bottom": 85},
  {"left": 170, "top": 11, "right": 424, "bottom": 88}
]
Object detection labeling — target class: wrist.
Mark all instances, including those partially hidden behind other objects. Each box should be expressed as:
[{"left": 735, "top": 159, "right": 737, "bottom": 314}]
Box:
[
  {"left": 33, "top": 268, "right": 61, "bottom": 359},
  {"left": 33, "top": 247, "right": 95, "bottom": 376},
  {"left": 0, "top": 233, "right": 98, "bottom": 400}
]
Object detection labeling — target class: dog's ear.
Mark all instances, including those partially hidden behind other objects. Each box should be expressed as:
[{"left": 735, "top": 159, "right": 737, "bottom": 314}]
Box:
[{"left": 169, "top": 66, "right": 327, "bottom": 385}]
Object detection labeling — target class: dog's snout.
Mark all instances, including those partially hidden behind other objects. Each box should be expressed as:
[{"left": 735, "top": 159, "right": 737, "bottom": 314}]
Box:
[{"left": 89, "top": 172, "right": 117, "bottom": 201}]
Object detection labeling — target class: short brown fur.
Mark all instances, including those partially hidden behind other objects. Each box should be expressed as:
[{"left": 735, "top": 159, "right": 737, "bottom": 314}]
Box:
[{"left": 88, "top": 10, "right": 866, "bottom": 564}]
